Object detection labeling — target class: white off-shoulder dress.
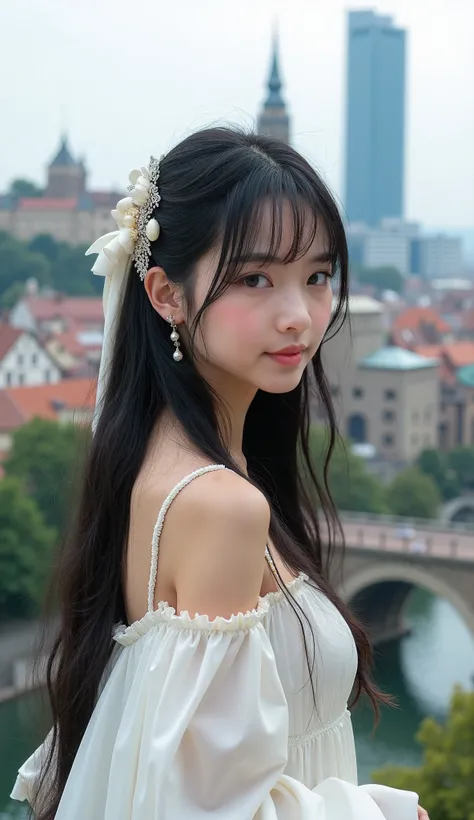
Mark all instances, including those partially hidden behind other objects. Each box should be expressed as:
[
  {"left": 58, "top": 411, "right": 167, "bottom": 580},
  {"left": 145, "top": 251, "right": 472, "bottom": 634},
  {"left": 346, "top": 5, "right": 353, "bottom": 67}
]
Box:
[{"left": 11, "top": 464, "right": 419, "bottom": 819}]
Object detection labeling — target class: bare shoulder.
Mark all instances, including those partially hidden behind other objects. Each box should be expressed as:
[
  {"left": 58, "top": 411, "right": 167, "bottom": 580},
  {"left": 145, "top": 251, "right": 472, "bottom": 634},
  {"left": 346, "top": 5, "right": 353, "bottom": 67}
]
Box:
[
  {"left": 172, "top": 467, "right": 270, "bottom": 530},
  {"left": 165, "top": 469, "right": 271, "bottom": 619}
]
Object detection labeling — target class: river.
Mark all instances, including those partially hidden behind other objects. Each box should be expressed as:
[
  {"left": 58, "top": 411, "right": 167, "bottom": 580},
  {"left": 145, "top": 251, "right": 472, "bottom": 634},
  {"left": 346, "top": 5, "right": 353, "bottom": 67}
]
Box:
[{"left": 1, "top": 587, "right": 474, "bottom": 817}]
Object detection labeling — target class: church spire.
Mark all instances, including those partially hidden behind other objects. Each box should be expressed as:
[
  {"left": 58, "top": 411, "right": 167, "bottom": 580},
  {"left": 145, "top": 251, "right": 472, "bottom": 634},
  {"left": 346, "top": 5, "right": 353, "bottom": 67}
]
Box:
[
  {"left": 264, "top": 27, "right": 284, "bottom": 109},
  {"left": 257, "top": 25, "right": 291, "bottom": 144}
]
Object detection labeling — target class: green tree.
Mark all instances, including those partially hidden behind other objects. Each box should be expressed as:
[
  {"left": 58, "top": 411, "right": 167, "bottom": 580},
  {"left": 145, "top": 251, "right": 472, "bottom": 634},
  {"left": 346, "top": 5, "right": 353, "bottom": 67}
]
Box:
[
  {"left": 372, "top": 686, "right": 474, "bottom": 820},
  {"left": 4, "top": 418, "right": 90, "bottom": 534},
  {"left": 0, "top": 235, "right": 51, "bottom": 296},
  {"left": 49, "top": 241, "right": 102, "bottom": 296},
  {"left": 0, "top": 477, "right": 56, "bottom": 618},
  {"left": 29, "top": 233, "right": 102, "bottom": 295},
  {"left": 0, "top": 232, "right": 103, "bottom": 302},
  {"left": 447, "top": 446, "right": 474, "bottom": 491},
  {"left": 9, "top": 178, "right": 43, "bottom": 199},
  {"left": 386, "top": 466, "right": 441, "bottom": 519},
  {"left": 308, "top": 425, "right": 387, "bottom": 514},
  {"left": 417, "top": 448, "right": 460, "bottom": 501},
  {"left": 355, "top": 265, "right": 404, "bottom": 294},
  {"left": 0, "top": 280, "right": 27, "bottom": 309},
  {"left": 29, "top": 233, "right": 60, "bottom": 262}
]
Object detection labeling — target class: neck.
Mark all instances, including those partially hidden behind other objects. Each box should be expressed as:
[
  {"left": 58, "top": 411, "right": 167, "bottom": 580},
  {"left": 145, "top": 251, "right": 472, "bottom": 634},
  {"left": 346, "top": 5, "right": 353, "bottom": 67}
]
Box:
[
  {"left": 156, "top": 372, "right": 256, "bottom": 474},
  {"left": 204, "top": 370, "right": 257, "bottom": 474}
]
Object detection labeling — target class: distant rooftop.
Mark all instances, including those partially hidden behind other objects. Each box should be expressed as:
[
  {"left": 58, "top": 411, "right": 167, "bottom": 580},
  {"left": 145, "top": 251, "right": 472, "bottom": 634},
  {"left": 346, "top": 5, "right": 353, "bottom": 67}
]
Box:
[
  {"left": 360, "top": 346, "right": 439, "bottom": 371},
  {"left": 18, "top": 198, "right": 78, "bottom": 211},
  {"left": 392, "top": 305, "right": 451, "bottom": 333},
  {"left": 50, "top": 135, "right": 77, "bottom": 168},
  {"left": 0, "top": 378, "right": 96, "bottom": 430}
]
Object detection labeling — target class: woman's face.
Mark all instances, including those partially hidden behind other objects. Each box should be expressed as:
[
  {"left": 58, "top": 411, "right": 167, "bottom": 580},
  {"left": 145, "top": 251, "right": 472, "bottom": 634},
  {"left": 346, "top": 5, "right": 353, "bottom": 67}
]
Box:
[{"left": 187, "top": 200, "right": 335, "bottom": 398}]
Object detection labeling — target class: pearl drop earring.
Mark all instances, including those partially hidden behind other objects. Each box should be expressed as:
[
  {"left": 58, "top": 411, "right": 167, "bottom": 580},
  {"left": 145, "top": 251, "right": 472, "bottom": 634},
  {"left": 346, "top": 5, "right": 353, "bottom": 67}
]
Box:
[{"left": 167, "top": 315, "right": 183, "bottom": 361}]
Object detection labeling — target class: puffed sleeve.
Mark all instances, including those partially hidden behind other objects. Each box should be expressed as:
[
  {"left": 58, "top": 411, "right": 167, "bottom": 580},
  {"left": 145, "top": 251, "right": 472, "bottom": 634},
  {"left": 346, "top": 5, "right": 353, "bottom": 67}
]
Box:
[{"left": 11, "top": 601, "right": 419, "bottom": 820}]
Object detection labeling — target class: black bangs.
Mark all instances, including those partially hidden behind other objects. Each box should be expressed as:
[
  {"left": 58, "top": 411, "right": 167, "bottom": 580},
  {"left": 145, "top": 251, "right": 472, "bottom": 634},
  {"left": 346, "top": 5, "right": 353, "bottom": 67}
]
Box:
[{"left": 199, "top": 154, "right": 348, "bottom": 312}]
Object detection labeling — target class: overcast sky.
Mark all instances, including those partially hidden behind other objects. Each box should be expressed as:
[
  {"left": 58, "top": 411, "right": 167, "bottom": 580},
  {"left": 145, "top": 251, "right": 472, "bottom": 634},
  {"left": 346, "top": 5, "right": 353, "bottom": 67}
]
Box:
[{"left": 1, "top": 0, "right": 473, "bottom": 229}]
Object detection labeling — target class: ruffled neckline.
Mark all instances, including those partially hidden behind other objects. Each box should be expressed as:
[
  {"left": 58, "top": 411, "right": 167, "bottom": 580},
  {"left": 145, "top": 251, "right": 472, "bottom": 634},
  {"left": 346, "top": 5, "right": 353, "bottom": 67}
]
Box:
[{"left": 113, "top": 572, "right": 309, "bottom": 646}]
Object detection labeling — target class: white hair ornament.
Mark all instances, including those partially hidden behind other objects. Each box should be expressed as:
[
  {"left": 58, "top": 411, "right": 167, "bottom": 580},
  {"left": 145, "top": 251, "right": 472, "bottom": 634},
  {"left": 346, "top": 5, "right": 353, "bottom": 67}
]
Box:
[{"left": 85, "top": 155, "right": 163, "bottom": 432}]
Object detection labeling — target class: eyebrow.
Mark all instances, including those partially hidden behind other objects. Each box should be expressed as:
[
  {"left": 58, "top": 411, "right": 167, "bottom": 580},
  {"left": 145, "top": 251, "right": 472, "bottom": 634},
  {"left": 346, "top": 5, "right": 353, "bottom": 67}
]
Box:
[{"left": 229, "top": 251, "right": 335, "bottom": 265}]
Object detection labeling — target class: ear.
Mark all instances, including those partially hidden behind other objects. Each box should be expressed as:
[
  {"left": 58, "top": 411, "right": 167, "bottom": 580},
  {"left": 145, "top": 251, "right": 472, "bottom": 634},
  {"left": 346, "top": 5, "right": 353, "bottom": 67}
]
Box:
[{"left": 143, "top": 267, "right": 185, "bottom": 324}]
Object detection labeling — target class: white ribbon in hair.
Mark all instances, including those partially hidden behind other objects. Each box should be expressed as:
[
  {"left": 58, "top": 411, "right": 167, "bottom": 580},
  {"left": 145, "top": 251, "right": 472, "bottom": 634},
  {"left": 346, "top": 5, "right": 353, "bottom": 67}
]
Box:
[
  {"left": 85, "top": 232, "right": 133, "bottom": 434},
  {"left": 85, "top": 164, "right": 161, "bottom": 433}
]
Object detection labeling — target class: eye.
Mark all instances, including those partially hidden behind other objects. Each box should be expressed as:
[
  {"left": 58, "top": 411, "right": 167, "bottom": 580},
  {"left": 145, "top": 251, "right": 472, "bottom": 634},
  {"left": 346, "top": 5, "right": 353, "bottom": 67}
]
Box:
[
  {"left": 308, "top": 271, "right": 332, "bottom": 286},
  {"left": 240, "top": 273, "right": 271, "bottom": 289}
]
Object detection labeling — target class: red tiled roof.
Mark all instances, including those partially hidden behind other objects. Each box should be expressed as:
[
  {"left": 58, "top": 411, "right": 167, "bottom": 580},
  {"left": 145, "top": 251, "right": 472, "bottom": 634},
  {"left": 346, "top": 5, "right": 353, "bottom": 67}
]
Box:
[
  {"left": 0, "top": 378, "right": 96, "bottom": 431},
  {"left": 393, "top": 307, "right": 451, "bottom": 333},
  {"left": 18, "top": 198, "right": 78, "bottom": 211},
  {"left": 53, "top": 329, "right": 102, "bottom": 357},
  {"left": 0, "top": 325, "right": 23, "bottom": 360},
  {"left": 23, "top": 296, "right": 104, "bottom": 322},
  {"left": 413, "top": 341, "right": 474, "bottom": 373},
  {"left": 0, "top": 391, "right": 26, "bottom": 430},
  {"left": 443, "top": 342, "right": 474, "bottom": 368}
]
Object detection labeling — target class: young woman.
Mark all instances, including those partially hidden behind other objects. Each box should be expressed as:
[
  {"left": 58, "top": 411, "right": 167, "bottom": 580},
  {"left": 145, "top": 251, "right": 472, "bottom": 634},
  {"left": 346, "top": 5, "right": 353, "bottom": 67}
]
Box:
[{"left": 11, "top": 127, "right": 427, "bottom": 819}]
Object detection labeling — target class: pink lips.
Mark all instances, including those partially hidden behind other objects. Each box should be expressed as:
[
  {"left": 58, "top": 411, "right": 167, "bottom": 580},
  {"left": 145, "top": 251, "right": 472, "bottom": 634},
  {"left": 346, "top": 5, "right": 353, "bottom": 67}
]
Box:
[{"left": 266, "top": 345, "right": 306, "bottom": 366}]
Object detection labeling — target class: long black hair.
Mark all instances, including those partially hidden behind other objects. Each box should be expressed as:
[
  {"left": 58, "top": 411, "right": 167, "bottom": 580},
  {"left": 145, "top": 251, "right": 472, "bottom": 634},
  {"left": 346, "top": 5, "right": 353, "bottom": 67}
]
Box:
[{"left": 35, "top": 126, "right": 389, "bottom": 818}]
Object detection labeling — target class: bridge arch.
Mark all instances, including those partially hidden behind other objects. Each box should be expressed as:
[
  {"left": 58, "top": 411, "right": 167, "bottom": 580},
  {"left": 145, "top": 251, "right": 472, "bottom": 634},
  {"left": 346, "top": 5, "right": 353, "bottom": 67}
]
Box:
[
  {"left": 441, "top": 496, "right": 474, "bottom": 525},
  {"left": 339, "top": 561, "right": 474, "bottom": 642}
]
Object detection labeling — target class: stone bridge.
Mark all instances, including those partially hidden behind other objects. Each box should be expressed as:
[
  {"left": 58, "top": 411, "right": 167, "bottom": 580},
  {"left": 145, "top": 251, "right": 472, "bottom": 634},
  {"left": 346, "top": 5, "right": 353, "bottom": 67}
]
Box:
[{"left": 330, "top": 515, "right": 474, "bottom": 645}]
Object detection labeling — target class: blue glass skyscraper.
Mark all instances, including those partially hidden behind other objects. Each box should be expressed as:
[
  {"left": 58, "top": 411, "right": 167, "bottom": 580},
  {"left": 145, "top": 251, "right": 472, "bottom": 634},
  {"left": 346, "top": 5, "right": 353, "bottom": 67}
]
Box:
[{"left": 344, "top": 10, "right": 406, "bottom": 227}]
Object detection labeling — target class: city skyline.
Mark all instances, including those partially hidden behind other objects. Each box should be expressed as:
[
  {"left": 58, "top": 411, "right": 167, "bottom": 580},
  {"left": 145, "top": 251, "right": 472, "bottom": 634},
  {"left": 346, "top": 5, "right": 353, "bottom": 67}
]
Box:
[{"left": 0, "top": 0, "right": 473, "bottom": 229}]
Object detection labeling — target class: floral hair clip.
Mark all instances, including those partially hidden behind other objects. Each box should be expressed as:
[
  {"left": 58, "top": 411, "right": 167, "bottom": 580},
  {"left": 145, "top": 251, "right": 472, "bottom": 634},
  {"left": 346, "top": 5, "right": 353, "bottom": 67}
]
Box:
[
  {"left": 86, "top": 155, "right": 163, "bottom": 283},
  {"left": 123, "top": 155, "right": 162, "bottom": 281}
]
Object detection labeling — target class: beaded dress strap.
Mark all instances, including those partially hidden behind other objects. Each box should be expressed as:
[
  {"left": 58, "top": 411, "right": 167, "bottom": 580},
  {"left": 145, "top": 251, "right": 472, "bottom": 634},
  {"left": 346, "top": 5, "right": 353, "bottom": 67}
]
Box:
[
  {"left": 147, "top": 464, "right": 227, "bottom": 612},
  {"left": 265, "top": 544, "right": 279, "bottom": 581},
  {"left": 147, "top": 463, "right": 277, "bottom": 613}
]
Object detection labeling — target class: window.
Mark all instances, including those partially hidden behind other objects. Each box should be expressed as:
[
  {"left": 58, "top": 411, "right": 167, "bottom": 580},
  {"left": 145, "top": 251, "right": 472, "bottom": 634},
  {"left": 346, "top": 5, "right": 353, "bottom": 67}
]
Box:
[
  {"left": 6, "top": 372, "right": 12, "bottom": 386},
  {"left": 412, "top": 410, "right": 419, "bottom": 424},
  {"left": 382, "top": 433, "right": 394, "bottom": 446},
  {"left": 330, "top": 385, "right": 340, "bottom": 398},
  {"left": 18, "top": 373, "right": 24, "bottom": 385},
  {"left": 353, "top": 387, "right": 364, "bottom": 399},
  {"left": 44, "top": 370, "right": 50, "bottom": 383},
  {"left": 383, "top": 410, "right": 395, "bottom": 422},
  {"left": 18, "top": 354, "right": 24, "bottom": 366},
  {"left": 32, "top": 353, "right": 38, "bottom": 366},
  {"left": 384, "top": 389, "right": 397, "bottom": 401}
]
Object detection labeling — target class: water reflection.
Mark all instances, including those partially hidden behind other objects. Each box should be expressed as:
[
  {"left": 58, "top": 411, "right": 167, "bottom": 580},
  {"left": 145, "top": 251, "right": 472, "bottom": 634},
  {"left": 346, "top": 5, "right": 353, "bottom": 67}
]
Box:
[
  {"left": 354, "top": 586, "right": 474, "bottom": 784},
  {"left": 1, "top": 587, "right": 474, "bottom": 813}
]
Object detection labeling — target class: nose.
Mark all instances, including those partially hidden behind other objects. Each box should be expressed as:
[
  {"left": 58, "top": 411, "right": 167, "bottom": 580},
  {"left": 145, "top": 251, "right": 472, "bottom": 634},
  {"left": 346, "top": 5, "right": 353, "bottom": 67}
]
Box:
[{"left": 275, "top": 291, "right": 312, "bottom": 335}]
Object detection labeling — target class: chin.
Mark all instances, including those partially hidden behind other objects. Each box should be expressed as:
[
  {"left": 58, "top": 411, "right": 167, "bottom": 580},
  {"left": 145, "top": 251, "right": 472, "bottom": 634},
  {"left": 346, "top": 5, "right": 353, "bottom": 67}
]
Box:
[{"left": 255, "top": 373, "right": 305, "bottom": 394}]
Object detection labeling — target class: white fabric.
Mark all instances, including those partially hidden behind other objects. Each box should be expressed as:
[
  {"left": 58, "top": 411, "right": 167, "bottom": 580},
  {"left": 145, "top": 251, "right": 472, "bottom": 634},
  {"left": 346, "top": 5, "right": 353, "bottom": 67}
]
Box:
[
  {"left": 85, "top": 241, "right": 132, "bottom": 434},
  {"left": 11, "top": 466, "right": 419, "bottom": 819}
]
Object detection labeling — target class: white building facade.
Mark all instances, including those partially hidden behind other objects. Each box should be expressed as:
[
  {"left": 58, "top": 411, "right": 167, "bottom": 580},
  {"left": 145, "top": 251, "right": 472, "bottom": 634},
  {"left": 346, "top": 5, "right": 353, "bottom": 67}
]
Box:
[{"left": 0, "top": 329, "right": 61, "bottom": 388}]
